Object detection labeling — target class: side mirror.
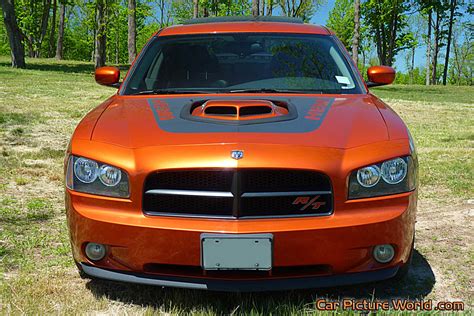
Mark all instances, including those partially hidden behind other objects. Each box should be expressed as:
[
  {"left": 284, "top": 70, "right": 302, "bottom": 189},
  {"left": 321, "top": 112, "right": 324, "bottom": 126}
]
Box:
[
  {"left": 366, "top": 66, "right": 395, "bottom": 87},
  {"left": 95, "top": 66, "right": 121, "bottom": 88}
]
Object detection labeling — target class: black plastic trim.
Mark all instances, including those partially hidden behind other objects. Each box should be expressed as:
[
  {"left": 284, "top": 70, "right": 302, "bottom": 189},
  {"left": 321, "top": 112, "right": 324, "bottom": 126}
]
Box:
[{"left": 80, "top": 263, "right": 399, "bottom": 292}]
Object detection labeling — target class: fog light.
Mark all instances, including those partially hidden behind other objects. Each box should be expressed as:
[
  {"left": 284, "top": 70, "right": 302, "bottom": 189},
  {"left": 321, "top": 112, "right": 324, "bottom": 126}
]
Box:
[
  {"left": 85, "top": 242, "right": 106, "bottom": 261},
  {"left": 373, "top": 244, "right": 395, "bottom": 263}
]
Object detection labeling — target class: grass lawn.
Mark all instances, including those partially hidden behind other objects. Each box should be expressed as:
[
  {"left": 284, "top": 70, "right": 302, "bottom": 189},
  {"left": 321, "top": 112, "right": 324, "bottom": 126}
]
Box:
[{"left": 0, "top": 57, "right": 473, "bottom": 314}]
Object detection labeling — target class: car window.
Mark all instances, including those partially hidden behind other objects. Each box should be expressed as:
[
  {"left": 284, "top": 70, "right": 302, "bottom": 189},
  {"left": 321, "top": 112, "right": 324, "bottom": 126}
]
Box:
[{"left": 123, "top": 33, "right": 362, "bottom": 95}]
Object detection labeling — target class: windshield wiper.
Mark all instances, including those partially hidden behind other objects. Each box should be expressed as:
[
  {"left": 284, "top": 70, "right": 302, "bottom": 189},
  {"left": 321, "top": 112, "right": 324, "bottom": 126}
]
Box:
[
  {"left": 228, "top": 88, "right": 318, "bottom": 94},
  {"left": 131, "top": 89, "right": 214, "bottom": 95}
]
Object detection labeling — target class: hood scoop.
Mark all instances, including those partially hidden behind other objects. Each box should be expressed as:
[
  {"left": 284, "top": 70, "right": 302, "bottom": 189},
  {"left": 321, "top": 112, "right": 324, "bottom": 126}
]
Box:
[{"left": 191, "top": 100, "right": 289, "bottom": 121}]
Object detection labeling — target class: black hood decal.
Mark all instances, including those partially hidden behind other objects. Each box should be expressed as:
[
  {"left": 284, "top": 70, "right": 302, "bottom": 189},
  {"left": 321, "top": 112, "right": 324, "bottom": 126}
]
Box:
[{"left": 148, "top": 96, "right": 334, "bottom": 133}]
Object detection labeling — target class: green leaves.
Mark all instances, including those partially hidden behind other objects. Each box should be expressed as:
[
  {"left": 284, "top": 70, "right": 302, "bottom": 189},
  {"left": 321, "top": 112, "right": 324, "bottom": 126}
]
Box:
[{"left": 327, "top": 0, "right": 354, "bottom": 51}]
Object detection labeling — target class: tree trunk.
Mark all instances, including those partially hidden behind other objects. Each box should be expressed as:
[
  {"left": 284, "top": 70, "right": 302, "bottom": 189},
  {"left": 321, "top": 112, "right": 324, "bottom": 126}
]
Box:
[
  {"left": 442, "top": 0, "right": 456, "bottom": 85},
  {"left": 1, "top": 0, "right": 26, "bottom": 68},
  {"left": 39, "top": 0, "right": 51, "bottom": 57},
  {"left": 27, "top": 35, "right": 35, "bottom": 57},
  {"left": 260, "top": 0, "right": 264, "bottom": 15},
  {"left": 425, "top": 9, "right": 431, "bottom": 85},
  {"left": 127, "top": 0, "right": 136, "bottom": 64},
  {"left": 431, "top": 12, "right": 440, "bottom": 85},
  {"left": 115, "top": 26, "right": 119, "bottom": 64},
  {"left": 410, "top": 46, "right": 415, "bottom": 84},
  {"left": 193, "top": 0, "right": 198, "bottom": 18},
  {"left": 48, "top": 0, "right": 57, "bottom": 57},
  {"left": 55, "top": 2, "right": 65, "bottom": 60},
  {"left": 252, "top": 0, "right": 259, "bottom": 17},
  {"left": 386, "top": 2, "right": 399, "bottom": 67},
  {"left": 267, "top": 0, "right": 273, "bottom": 15},
  {"left": 95, "top": 0, "right": 107, "bottom": 68},
  {"left": 352, "top": 0, "right": 360, "bottom": 66}
]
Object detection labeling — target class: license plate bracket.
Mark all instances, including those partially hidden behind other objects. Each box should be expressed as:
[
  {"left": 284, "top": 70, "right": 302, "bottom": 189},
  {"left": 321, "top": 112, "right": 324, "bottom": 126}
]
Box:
[{"left": 201, "top": 233, "right": 273, "bottom": 270}]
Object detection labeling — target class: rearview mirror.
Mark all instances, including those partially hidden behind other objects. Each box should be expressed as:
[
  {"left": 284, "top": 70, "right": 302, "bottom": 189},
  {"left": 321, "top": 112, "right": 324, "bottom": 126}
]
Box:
[
  {"left": 95, "top": 66, "right": 120, "bottom": 88},
  {"left": 366, "top": 66, "right": 395, "bottom": 87}
]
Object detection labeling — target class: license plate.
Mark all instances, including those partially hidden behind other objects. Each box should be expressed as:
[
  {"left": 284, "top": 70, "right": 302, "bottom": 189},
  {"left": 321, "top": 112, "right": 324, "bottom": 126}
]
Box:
[{"left": 201, "top": 234, "right": 273, "bottom": 270}]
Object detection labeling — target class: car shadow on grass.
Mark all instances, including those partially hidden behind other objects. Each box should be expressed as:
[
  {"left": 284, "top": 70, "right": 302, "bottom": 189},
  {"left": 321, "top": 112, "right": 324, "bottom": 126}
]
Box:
[{"left": 85, "top": 250, "right": 435, "bottom": 313}]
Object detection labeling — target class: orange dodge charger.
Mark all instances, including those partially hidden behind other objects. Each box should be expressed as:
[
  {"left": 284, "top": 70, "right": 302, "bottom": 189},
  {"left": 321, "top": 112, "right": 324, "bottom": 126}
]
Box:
[{"left": 65, "top": 17, "right": 418, "bottom": 291}]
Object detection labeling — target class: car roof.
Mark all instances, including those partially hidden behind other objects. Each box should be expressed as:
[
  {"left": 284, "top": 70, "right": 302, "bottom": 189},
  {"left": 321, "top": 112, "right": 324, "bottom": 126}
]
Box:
[{"left": 157, "top": 16, "right": 332, "bottom": 37}]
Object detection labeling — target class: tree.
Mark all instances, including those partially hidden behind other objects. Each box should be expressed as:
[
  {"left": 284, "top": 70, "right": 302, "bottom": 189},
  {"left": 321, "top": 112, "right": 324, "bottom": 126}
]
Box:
[
  {"left": 425, "top": 7, "right": 431, "bottom": 85},
  {"left": 451, "top": 23, "right": 473, "bottom": 85},
  {"left": 55, "top": 1, "right": 65, "bottom": 59},
  {"left": 363, "top": 0, "right": 412, "bottom": 66},
  {"left": 39, "top": 0, "right": 51, "bottom": 56},
  {"left": 442, "top": 0, "right": 457, "bottom": 85},
  {"left": 193, "top": 0, "right": 198, "bottom": 18},
  {"left": 327, "top": 0, "right": 354, "bottom": 51},
  {"left": 252, "top": 0, "right": 259, "bottom": 16},
  {"left": 14, "top": 0, "right": 52, "bottom": 57},
  {"left": 404, "top": 14, "right": 423, "bottom": 84},
  {"left": 48, "top": 0, "right": 57, "bottom": 57},
  {"left": 1, "top": 0, "right": 25, "bottom": 68},
  {"left": 279, "top": 0, "right": 323, "bottom": 21},
  {"left": 267, "top": 0, "right": 273, "bottom": 15},
  {"left": 95, "top": 0, "right": 107, "bottom": 68},
  {"left": 128, "top": 0, "right": 136, "bottom": 63},
  {"left": 352, "top": 0, "right": 360, "bottom": 65}
]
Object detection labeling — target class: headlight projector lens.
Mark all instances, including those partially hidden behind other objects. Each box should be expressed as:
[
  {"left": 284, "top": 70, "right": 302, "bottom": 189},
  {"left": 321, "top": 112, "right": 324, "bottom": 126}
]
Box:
[
  {"left": 373, "top": 244, "right": 395, "bottom": 263},
  {"left": 381, "top": 158, "right": 407, "bottom": 184},
  {"left": 356, "top": 165, "right": 381, "bottom": 188},
  {"left": 85, "top": 243, "right": 106, "bottom": 261},
  {"left": 73, "top": 158, "right": 98, "bottom": 183},
  {"left": 99, "top": 165, "right": 122, "bottom": 187}
]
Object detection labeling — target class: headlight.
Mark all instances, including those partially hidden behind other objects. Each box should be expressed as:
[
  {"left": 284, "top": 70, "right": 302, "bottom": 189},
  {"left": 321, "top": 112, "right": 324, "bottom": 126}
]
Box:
[
  {"left": 74, "top": 157, "right": 98, "bottom": 183},
  {"left": 99, "top": 165, "right": 122, "bottom": 186},
  {"left": 381, "top": 158, "right": 407, "bottom": 184},
  {"left": 356, "top": 165, "right": 381, "bottom": 187},
  {"left": 348, "top": 156, "right": 416, "bottom": 199},
  {"left": 66, "top": 156, "right": 129, "bottom": 198}
]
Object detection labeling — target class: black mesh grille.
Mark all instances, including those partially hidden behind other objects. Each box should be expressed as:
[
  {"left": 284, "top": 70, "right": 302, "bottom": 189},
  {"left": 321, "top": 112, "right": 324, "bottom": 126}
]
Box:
[
  {"left": 143, "top": 195, "right": 233, "bottom": 216},
  {"left": 144, "top": 170, "right": 233, "bottom": 191},
  {"left": 143, "top": 169, "right": 332, "bottom": 218},
  {"left": 241, "top": 169, "right": 330, "bottom": 192},
  {"left": 241, "top": 194, "right": 332, "bottom": 217}
]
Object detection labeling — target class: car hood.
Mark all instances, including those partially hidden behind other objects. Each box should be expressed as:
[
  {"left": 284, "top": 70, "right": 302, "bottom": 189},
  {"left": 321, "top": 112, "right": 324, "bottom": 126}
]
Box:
[{"left": 90, "top": 94, "right": 389, "bottom": 149}]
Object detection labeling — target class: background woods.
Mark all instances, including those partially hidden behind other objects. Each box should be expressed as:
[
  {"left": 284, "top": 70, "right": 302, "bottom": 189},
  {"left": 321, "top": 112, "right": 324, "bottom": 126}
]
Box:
[{"left": 0, "top": 0, "right": 472, "bottom": 85}]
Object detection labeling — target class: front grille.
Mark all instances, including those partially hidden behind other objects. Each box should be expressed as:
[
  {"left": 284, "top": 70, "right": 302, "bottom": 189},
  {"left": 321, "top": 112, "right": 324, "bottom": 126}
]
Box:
[{"left": 143, "top": 169, "right": 332, "bottom": 218}]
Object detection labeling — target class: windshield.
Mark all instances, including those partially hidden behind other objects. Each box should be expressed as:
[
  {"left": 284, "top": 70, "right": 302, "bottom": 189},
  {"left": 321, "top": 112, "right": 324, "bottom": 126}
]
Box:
[{"left": 123, "top": 33, "right": 363, "bottom": 95}]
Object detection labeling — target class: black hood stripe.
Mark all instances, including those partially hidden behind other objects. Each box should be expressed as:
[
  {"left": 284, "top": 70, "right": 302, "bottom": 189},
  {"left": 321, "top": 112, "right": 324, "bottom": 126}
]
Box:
[{"left": 148, "top": 96, "right": 334, "bottom": 133}]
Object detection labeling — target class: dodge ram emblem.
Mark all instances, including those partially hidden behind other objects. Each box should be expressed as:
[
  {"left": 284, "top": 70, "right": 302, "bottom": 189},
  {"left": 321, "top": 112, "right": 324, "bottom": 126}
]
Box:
[{"left": 231, "top": 150, "right": 244, "bottom": 160}]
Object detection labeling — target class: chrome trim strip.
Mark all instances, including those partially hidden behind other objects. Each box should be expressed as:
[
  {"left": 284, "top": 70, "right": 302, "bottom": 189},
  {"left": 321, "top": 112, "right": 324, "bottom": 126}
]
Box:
[
  {"left": 145, "top": 189, "right": 233, "bottom": 197},
  {"left": 241, "top": 191, "right": 331, "bottom": 197},
  {"left": 143, "top": 211, "right": 333, "bottom": 219}
]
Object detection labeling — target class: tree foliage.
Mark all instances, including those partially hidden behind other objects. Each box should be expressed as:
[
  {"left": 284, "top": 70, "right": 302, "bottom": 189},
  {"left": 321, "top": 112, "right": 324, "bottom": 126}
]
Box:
[
  {"left": 362, "top": 0, "right": 414, "bottom": 66},
  {"left": 326, "top": 0, "right": 354, "bottom": 51}
]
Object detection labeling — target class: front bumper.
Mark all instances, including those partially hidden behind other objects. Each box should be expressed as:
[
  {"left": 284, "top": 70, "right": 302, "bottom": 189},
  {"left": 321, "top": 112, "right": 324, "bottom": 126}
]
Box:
[
  {"left": 67, "top": 186, "right": 416, "bottom": 291},
  {"left": 80, "top": 262, "right": 399, "bottom": 292}
]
